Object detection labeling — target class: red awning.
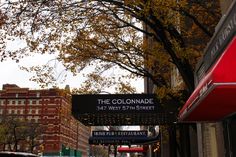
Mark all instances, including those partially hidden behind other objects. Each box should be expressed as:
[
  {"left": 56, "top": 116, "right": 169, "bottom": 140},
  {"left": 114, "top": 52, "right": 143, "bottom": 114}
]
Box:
[
  {"left": 117, "top": 147, "right": 147, "bottom": 153},
  {"left": 179, "top": 36, "right": 236, "bottom": 122}
]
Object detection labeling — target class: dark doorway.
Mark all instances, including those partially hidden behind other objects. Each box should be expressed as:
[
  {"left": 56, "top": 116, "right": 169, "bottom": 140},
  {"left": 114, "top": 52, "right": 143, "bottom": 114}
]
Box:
[{"left": 224, "top": 115, "right": 236, "bottom": 157}]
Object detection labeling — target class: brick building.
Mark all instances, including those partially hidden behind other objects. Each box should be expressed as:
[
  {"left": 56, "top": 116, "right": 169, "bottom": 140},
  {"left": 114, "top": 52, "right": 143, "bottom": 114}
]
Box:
[{"left": 0, "top": 84, "right": 90, "bottom": 157}]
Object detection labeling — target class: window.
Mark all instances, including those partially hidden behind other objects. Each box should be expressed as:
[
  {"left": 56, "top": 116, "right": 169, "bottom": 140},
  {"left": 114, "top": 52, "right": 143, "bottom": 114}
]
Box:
[
  {"left": 35, "top": 116, "right": 39, "bottom": 123},
  {"left": 27, "top": 116, "right": 32, "bottom": 121},
  {"left": 29, "top": 100, "right": 32, "bottom": 105},
  {"left": 0, "top": 100, "right": 4, "bottom": 106},
  {"left": 35, "top": 109, "right": 39, "bottom": 114},
  {"left": 36, "top": 100, "right": 40, "bottom": 105},
  {"left": 7, "top": 100, "right": 11, "bottom": 105}
]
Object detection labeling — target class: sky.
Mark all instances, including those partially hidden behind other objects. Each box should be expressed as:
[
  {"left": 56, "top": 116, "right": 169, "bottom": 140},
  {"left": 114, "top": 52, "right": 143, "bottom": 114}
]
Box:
[
  {"left": 1, "top": 38, "right": 144, "bottom": 92},
  {"left": 0, "top": 54, "right": 144, "bottom": 92}
]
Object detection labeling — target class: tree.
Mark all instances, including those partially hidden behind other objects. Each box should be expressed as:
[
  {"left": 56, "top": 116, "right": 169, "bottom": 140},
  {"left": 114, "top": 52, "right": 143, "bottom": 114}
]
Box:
[
  {"left": 25, "top": 122, "right": 44, "bottom": 153},
  {"left": 0, "top": 122, "right": 9, "bottom": 151},
  {"left": 0, "top": 1, "right": 221, "bottom": 98},
  {"left": 0, "top": 10, "right": 7, "bottom": 27},
  {"left": 0, "top": 1, "right": 221, "bottom": 156},
  {"left": 0, "top": 116, "right": 43, "bottom": 153},
  {"left": 91, "top": 145, "right": 109, "bottom": 157},
  {"left": 0, "top": 117, "right": 28, "bottom": 151}
]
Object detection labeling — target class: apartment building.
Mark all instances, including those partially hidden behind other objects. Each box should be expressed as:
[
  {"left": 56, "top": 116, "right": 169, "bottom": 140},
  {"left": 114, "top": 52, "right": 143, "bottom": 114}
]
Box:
[{"left": 0, "top": 84, "right": 90, "bottom": 157}]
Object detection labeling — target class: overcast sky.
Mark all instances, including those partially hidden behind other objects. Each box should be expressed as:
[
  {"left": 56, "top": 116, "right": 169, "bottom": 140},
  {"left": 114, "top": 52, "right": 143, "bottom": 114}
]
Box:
[
  {"left": 0, "top": 55, "right": 144, "bottom": 92},
  {"left": 0, "top": 36, "right": 144, "bottom": 92}
]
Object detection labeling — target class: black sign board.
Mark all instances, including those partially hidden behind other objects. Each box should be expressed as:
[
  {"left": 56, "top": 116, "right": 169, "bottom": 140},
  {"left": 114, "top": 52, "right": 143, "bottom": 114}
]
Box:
[
  {"left": 89, "top": 135, "right": 159, "bottom": 145},
  {"left": 89, "top": 137, "right": 142, "bottom": 145},
  {"left": 72, "top": 94, "right": 177, "bottom": 125},
  {"left": 92, "top": 130, "right": 148, "bottom": 137},
  {"left": 72, "top": 94, "right": 158, "bottom": 114},
  {"left": 195, "top": 1, "right": 236, "bottom": 83}
]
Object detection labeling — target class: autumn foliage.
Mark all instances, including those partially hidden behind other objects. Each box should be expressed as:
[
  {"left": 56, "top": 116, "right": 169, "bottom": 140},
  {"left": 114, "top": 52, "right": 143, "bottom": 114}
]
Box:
[{"left": 0, "top": 1, "right": 221, "bottom": 106}]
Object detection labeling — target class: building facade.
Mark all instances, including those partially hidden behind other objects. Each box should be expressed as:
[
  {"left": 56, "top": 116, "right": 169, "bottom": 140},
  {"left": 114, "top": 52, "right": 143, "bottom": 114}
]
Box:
[
  {"left": 199, "top": 1, "right": 235, "bottom": 157},
  {"left": 0, "top": 84, "right": 90, "bottom": 157},
  {"left": 180, "top": 1, "right": 236, "bottom": 156}
]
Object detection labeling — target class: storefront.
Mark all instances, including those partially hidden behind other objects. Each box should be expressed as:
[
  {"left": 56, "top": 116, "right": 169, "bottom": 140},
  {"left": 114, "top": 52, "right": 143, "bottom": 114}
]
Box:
[
  {"left": 179, "top": 0, "right": 236, "bottom": 122},
  {"left": 179, "top": 1, "right": 236, "bottom": 156}
]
